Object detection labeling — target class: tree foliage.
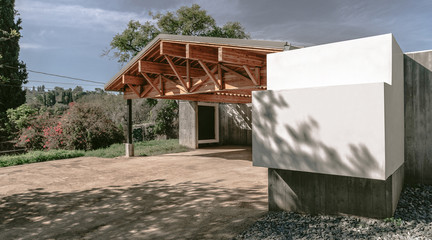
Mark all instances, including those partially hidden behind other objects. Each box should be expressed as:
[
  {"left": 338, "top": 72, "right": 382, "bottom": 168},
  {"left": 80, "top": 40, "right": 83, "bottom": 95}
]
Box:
[
  {"left": 0, "top": 0, "right": 27, "bottom": 112},
  {"left": 106, "top": 4, "right": 250, "bottom": 64}
]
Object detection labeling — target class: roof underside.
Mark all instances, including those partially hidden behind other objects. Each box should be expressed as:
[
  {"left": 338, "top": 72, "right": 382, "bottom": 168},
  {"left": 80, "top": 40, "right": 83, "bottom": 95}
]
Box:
[{"left": 104, "top": 34, "right": 299, "bottom": 103}]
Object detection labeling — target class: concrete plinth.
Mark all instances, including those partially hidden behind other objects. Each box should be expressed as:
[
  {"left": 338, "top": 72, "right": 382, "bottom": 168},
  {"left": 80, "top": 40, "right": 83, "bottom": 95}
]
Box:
[
  {"left": 125, "top": 143, "right": 134, "bottom": 157},
  {"left": 268, "top": 165, "right": 404, "bottom": 218}
]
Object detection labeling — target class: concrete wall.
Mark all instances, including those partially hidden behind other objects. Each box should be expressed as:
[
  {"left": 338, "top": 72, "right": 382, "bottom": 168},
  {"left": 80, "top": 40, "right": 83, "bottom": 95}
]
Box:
[
  {"left": 268, "top": 165, "right": 404, "bottom": 218},
  {"left": 179, "top": 101, "right": 197, "bottom": 149},
  {"left": 219, "top": 103, "right": 252, "bottom": 146},
  {"left": 267, "top": 34, "right": 396, "bottom": 90},
  {"left": 404, "top": 50, "right": 432, "bottom": 184},
  {"left": 254, "top": 34, "right": 404, "bottom": 180}
]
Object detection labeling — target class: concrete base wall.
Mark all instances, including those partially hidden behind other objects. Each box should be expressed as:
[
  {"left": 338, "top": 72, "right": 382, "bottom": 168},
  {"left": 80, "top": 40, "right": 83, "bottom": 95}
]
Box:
[
  {"left": 404, "top": 51, "right": 432, "bottom": 184},
  {"left": 268, "top": 165, "right": 404, "bottom": 218},
  {"left": 219, "top": 103, "right": 252, "bottom": 146},
  {"left": 179, "top": 101, "right": 197, "bottom": 149}
]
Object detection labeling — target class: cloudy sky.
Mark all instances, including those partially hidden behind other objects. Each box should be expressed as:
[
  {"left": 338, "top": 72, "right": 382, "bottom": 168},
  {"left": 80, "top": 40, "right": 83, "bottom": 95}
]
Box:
[{"left": 15, "top": 0, "right": 432, "bottom": 91}]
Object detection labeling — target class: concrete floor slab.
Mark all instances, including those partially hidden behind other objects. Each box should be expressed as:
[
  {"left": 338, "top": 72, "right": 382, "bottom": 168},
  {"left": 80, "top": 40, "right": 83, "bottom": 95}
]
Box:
[{"left": 0, "top": 146, "right": 266, "bottom": 239}]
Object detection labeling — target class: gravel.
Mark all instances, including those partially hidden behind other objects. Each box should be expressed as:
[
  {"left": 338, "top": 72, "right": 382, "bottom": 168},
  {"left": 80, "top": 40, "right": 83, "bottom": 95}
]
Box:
[{"left": 235, "top": 185, "right": 432, "bottom": 239}]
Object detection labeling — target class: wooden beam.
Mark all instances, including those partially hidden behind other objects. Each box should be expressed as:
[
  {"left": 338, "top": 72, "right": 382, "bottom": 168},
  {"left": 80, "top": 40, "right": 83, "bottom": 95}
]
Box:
[
  {"left": 219, "top": 47, "right": 266, "bottom": 66},
  {"left": 160, "top": 41, "right": 186, "bottom": 57},
  {"left": 164, "top": 55, "right": 188, "bottom": 91},
  {"left": 243, "top": 65, "right": 259, "bottom": 85},
  {"left": 159, "top": 75, "right": 164, "bottom": 95},
  {"left": 186, "top": 59, "right": 191, "bottom": 89},
  {"left": 218, "top": 64, "right": 224, "bottom": 89},
  {"left": 187, "top": 44, "right": 218, "bottom": 63},
  {"left": 157, "top": 93, "right": 251, "bottom": 104},
  {"left": 140, "top": 85, "right": 153, "bottom": 98},
  {"left": 198, "top": 60, "right": 221, "bottom": 90},
  {"left": 220, "top": 64, "right": 251, "bottom": 82},
  {"left": 255, "top": 67, "right": 261, "bottom": 85},
  {"left": 139, "top": 60, "right": 205, "bottom": 77},
  {"left": 122, "top": 74, "right": 145, "bottom": 85},
  {"left": 190, "top": 66, "right": 218, "bottom": 92},
  {"left": 127, "top": 84, "right": 141, "bottom": 97},
  {"left": 140, "top": 72, "right": 162, "bottom": 95},
  {"left": 161, "top": 75, "right": 188, "bottom": 93}
]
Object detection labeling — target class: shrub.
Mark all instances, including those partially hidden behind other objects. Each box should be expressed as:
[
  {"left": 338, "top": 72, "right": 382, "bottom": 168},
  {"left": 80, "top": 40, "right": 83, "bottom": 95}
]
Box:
[
  {"left": 16, "top": 112, "right": 57, "bottom": 150},
  {"left": 60, "top": 103, "right": 124, "bottom": 150}
]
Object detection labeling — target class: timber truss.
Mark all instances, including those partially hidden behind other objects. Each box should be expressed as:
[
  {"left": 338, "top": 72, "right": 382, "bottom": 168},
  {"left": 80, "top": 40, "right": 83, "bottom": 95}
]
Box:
[{"left": 105, "top": 34, "right": 295, "bottom": 103}]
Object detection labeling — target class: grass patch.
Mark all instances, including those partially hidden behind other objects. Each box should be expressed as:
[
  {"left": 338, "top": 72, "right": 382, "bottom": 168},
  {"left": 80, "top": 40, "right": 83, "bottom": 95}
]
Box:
[
  {"left": 0, "top": 150, "right": 85, "bottom": 167},
  {"left": 84, "top": 139, "right": 189, "bottom": 158},
  {"left": 0, "top": 139, "right": 189, "bottom": 168}
]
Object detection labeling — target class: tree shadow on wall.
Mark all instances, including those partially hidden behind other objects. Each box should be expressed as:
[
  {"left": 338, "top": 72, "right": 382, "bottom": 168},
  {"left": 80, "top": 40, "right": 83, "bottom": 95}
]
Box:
[
  {"left": 0, "top": 180, "right": 267, "bottom": 239},
  {"left": 253, "top": 90, "right": 380, "bottom": 179}
]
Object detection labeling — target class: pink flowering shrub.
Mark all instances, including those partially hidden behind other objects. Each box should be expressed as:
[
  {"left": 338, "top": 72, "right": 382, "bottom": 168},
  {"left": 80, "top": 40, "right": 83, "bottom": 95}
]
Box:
[
  {"left": 16, "top": 103, "right": 124, "bottom": 151},
  {"left": 16, "top": 112, "right": 56, "bottom": 150}
]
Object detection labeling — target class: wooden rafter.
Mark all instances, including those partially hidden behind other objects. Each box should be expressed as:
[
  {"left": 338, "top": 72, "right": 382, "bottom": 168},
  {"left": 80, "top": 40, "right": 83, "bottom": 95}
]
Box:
[
  {"left": 220, "top": 64, "right": 251, "bottom": 83},
  {"left": 243, "top": 65, "right": 259, "bottom": 85},
  {"left": 140, "top": 85, "right": 153, "bottom": 98},
  {"left": 161, "top": 75, "right": 187, "bottom": 93},
  {"left": 198, "top": 60, "right": 221, "bottom": 90},
  {"left": 140, "top": 72, "right": 162, "bottom": 95},
  {"left": 127, "top": 84, "right": 142, "bottom": 97},
  {"left": 164, "top": 55, "right": 188, "bottom": 91},
  {"left": 190, "top": 66, "right": 218, "bottom": 92}
]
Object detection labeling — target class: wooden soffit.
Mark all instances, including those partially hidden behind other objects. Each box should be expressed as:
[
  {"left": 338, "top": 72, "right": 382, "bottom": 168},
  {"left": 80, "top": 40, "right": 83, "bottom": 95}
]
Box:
[{"left": 105, "top": 34, "right": 298, "bottom": 103}]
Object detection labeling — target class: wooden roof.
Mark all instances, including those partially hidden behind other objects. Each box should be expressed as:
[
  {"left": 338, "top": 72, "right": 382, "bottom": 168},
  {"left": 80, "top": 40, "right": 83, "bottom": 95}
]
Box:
[{"left": 104, "top": 34, "right": 300, "bottom": 103}]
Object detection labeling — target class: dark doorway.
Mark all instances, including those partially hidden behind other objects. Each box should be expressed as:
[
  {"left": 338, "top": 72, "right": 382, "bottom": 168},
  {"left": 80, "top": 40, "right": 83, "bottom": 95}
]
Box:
[{"left": 198, "top": 105, "right": 216, "bottom": 140}]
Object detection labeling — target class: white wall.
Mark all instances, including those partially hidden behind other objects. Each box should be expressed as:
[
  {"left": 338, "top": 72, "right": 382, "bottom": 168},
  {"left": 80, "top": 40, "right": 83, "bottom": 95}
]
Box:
[
  {"left": 253, "top": 34, "right": 404, "bottom": 180},
  {"left": 384, "top": 37, "right": 404, "bottom": 178},
  {"left": 267, "top": 34, "right": 394, "bottom": 90},
  {"left": 253, "top": 84, "right": 387, "bottom": 180}
]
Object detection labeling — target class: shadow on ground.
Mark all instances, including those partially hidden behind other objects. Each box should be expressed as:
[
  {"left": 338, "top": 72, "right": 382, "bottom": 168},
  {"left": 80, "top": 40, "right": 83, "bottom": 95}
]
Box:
[{"left": 0, "top": 179, "right": 266, "bottom": 239}]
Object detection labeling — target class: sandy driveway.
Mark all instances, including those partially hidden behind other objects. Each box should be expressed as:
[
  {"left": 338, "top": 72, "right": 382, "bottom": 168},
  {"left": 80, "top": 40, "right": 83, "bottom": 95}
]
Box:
[{"left": 0, "top": 146, "right": 267, "bottom": 239}]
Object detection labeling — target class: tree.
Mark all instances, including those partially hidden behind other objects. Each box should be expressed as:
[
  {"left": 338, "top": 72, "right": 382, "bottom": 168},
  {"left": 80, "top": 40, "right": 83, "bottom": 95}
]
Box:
[
  {"left": 105, "top": 4, "right": 250, "bottom": 64},
  {"left": 0, "top": 0, "right": 27, "bottom": 140},
  {"left": 0, "top": 0, "right": 28, "bottom": 112}
]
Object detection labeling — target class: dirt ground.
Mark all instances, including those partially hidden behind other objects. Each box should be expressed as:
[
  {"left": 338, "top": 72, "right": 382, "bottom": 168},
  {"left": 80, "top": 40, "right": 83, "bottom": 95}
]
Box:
[{"left": 0, "top": 146, "right": 268, "bottom": 239}]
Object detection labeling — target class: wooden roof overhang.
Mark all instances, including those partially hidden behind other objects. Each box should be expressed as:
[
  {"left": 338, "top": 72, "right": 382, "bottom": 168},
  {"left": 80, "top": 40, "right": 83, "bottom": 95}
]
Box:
[{"left": 105, "top": 34, "right": 299, "bottom": 103}]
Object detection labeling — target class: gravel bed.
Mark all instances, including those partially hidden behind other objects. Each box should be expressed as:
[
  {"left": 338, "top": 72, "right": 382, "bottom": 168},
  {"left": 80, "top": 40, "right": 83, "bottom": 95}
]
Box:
[{"left": 235, "top": 185, "right": 432, "bottom": 239}]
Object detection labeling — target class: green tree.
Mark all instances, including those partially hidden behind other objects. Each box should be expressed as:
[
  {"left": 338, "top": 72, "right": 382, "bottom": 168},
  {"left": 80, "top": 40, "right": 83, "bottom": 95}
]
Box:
[
  {"left": 5, "top": 104, "right": 37, "bottom": 134},
  {"left": 0, "top": 0, "right": 27, "bottom": 140},
  {"left": 106, "top": 4, "right": 250, "bottom": 64},
  {"left": 0, "top": 0, "right": 28, "bottom": 112}
]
